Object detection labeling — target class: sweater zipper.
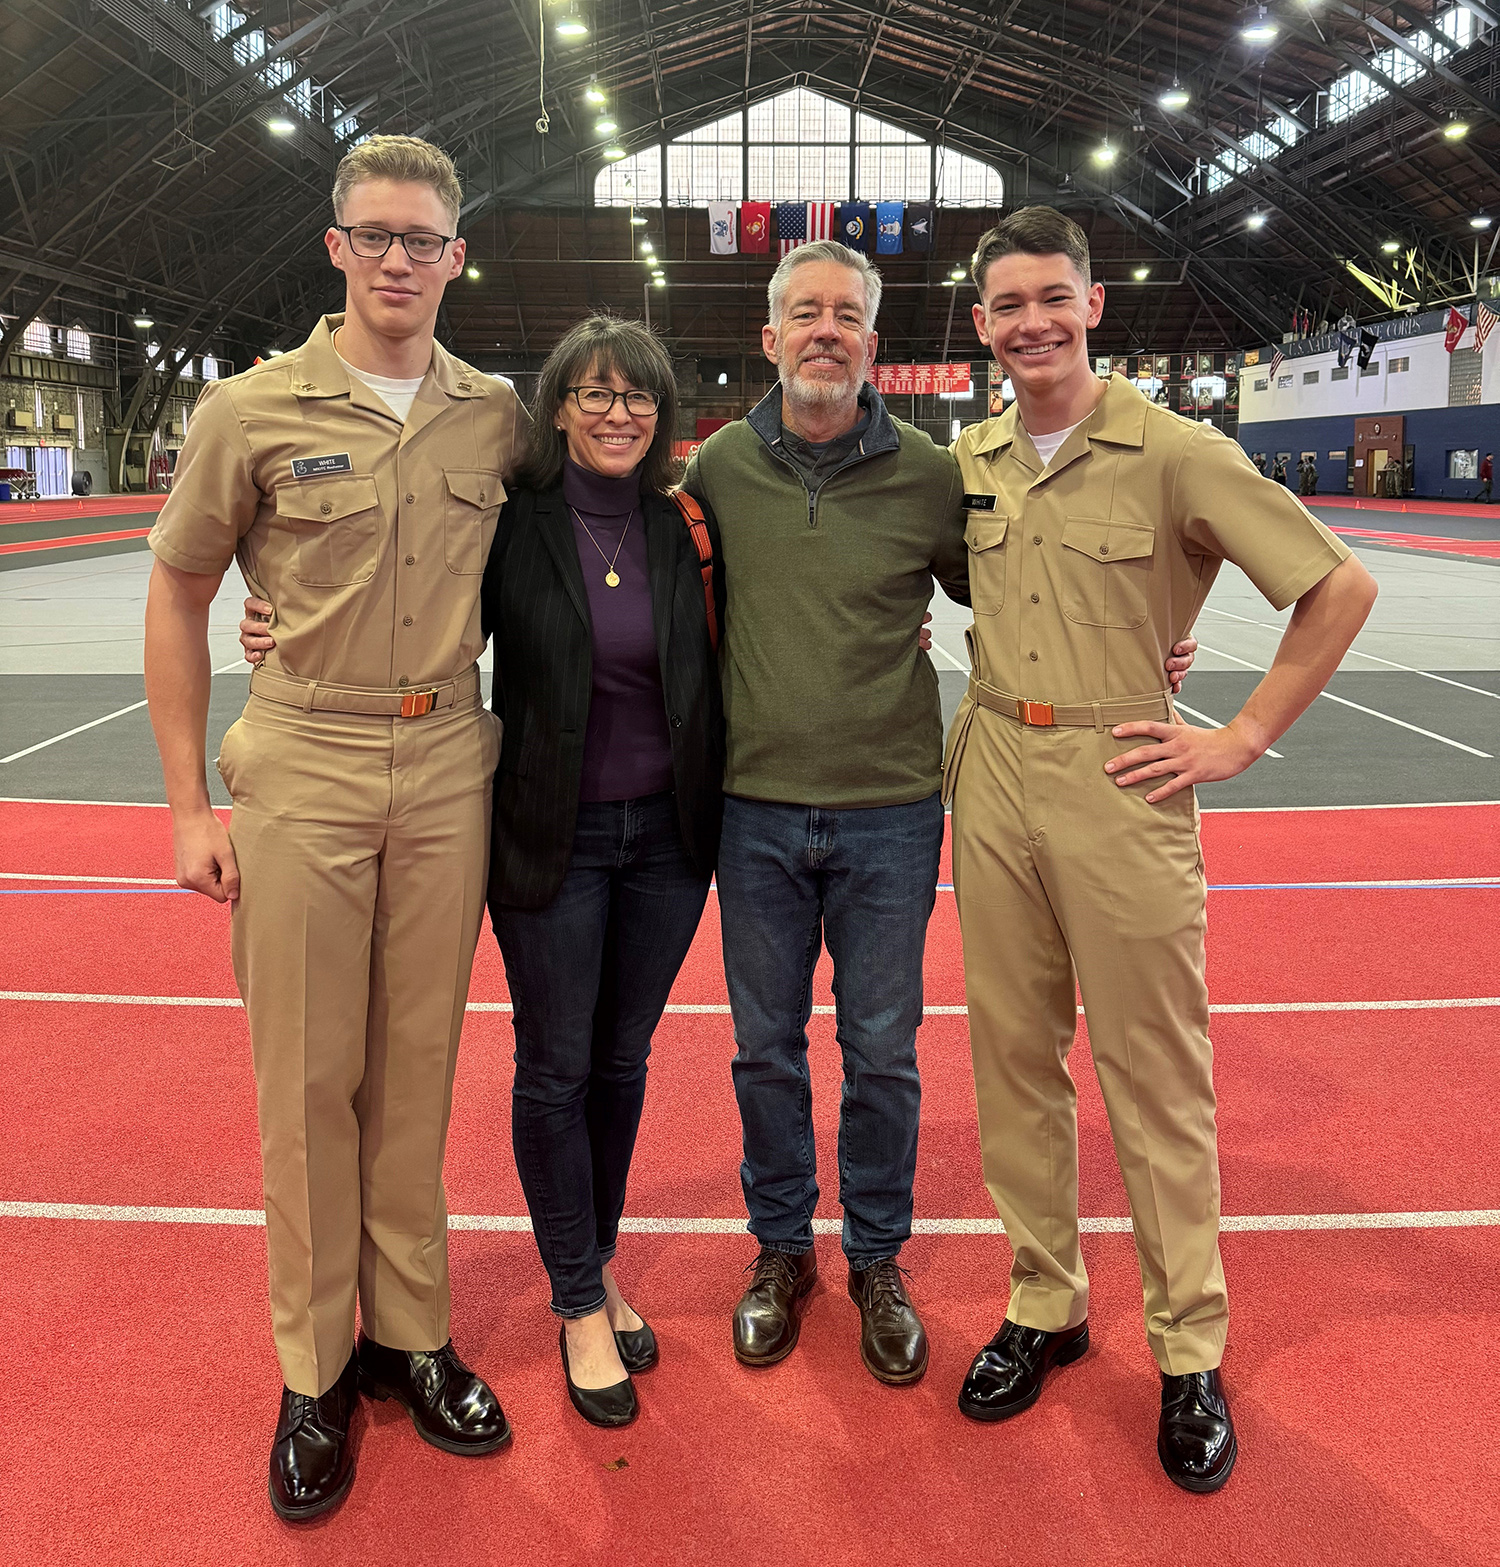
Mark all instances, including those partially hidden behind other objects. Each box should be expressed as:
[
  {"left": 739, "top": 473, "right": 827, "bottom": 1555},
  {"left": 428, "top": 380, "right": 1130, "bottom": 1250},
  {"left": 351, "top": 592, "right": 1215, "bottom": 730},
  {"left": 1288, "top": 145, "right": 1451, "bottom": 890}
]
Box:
[{"left": 765, "top": 441, "right": 877, "bottom": 531}]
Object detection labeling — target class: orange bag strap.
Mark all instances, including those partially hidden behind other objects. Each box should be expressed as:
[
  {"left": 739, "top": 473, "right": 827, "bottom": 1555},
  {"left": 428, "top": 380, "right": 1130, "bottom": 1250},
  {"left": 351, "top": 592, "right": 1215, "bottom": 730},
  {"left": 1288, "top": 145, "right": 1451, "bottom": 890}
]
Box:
[{"left": 670, "top": 489, "right": 719, "bottom": 651}]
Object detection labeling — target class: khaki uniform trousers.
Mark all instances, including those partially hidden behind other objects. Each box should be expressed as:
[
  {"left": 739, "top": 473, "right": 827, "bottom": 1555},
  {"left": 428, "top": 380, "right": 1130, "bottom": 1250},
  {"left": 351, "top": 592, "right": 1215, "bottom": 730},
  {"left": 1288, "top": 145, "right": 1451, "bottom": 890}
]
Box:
[
  {"left": 949, "top": 700, "right": 1227, "bottom": 1374},
  {"left": 217, "top": 681, "right": 499, "bottom": 1396}
]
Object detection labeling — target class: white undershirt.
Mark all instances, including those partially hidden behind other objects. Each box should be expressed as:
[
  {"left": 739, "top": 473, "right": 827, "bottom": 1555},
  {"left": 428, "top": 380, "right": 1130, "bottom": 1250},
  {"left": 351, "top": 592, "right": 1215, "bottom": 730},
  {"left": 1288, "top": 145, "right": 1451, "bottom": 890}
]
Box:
[
  {"left": 1026, "top": 418, "right": 1084, "bottom": 469},
  {"left": 336, "top": 350, "right": 426, "bottom": 423}
]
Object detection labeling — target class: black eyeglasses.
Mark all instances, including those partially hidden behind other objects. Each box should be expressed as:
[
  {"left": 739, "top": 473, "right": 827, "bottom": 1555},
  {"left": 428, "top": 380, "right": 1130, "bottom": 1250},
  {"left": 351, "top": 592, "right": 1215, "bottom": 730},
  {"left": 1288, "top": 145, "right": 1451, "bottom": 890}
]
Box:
[
  {"left": 335, "top": 225, "right": 456, "bottom": 263},
  {"left": 565, "top": 386, "right": 661, "bottom": 416}
]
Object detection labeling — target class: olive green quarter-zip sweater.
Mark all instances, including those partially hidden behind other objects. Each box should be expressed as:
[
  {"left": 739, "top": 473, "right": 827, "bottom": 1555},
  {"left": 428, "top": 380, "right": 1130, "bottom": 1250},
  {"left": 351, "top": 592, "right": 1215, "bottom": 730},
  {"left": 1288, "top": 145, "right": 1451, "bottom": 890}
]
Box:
[{"left": 683, "top": 384, "right": 969, "bottom": 808}]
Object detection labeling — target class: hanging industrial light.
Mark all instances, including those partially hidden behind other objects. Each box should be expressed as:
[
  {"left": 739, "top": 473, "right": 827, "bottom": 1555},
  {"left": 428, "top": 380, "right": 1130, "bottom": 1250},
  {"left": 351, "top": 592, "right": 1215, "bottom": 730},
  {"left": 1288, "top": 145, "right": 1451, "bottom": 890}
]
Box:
[{"left": 556, "top": 7, "right": 588, "bottom": 40}]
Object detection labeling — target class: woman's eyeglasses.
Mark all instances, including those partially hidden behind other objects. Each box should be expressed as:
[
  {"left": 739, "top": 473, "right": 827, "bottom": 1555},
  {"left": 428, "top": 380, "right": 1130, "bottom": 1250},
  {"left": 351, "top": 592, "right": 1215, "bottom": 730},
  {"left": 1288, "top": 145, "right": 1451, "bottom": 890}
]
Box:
[{"left": 566, "top": 386, "right": 661, "bottom": 416}]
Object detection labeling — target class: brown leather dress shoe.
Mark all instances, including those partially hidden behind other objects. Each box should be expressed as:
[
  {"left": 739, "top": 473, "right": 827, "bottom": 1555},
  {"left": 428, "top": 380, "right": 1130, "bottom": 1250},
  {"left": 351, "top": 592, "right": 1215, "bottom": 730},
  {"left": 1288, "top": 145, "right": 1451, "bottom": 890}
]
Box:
[
  {"left": 357, "top": 1335, "right": 510, "bottom": 1455},
  {"left": 732, "top": 1246, "right": 818, "bottom": 1366},
  {"left": 269, "top": 1350, "right": 359, "bottom": 1523},
  {"left": 848, "top": 1260, "right": 929, "bottom": 1385}
]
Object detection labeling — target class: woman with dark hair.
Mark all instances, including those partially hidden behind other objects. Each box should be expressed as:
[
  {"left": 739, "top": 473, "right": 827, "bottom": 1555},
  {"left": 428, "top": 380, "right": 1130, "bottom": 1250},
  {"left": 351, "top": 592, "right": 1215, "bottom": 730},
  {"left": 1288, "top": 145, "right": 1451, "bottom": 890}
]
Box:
[
  {"left": 481, "top": 313, "right": 723, "bottom": 1429},
  {"left": 237, "top": 312, "right": 723, "bottom": 1431}
]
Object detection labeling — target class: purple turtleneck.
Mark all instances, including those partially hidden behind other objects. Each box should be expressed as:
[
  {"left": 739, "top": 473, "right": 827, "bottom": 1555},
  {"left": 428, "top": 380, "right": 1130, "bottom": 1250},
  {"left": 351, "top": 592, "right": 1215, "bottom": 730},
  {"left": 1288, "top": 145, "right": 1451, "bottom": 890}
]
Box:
[{"left": 563, "top": 456, "right": 674, "bottom": 803}]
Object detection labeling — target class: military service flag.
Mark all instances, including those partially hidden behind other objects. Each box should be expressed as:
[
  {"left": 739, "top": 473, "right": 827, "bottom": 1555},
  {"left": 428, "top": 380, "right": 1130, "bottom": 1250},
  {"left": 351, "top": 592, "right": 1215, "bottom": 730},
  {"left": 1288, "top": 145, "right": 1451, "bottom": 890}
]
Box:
[
  {"left": 837, "top": 202, "right": 874, "bottom": 253},
  {"left": 708, "top": 202, "right": 737, "bottom": 255},
  {"left": 875, "top": 202, "right": 904, "bottom": 254},
  {"left": 740, "top": 202, "right": 771, "bottom": 254},
  {"left": 905, "top": 203, "right": 934, "bottom": 252}
]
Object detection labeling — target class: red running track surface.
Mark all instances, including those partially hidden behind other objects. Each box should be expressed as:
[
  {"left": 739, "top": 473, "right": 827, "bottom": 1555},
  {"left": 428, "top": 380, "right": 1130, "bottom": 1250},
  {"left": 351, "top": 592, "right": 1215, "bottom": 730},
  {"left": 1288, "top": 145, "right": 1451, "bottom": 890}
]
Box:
[
  {"left": 2, "top": 798, "right": 1498, "bottom": 1564},
  {"left": 0, "top": 494, "right": 167, "bottom": 525}
]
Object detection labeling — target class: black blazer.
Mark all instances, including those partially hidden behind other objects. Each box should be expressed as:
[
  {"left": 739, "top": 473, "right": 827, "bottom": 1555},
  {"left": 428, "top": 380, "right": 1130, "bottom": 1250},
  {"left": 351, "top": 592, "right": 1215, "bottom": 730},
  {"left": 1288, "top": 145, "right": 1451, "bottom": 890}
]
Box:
[{"left": 481, "top": 481, "right": 725, "bottom": 910}]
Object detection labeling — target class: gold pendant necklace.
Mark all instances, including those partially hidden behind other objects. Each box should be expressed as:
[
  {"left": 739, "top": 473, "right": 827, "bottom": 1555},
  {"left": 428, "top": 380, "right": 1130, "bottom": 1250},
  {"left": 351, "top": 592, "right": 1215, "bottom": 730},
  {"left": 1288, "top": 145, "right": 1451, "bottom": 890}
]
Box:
[{"left": 570, "top": 505, "right": 632, "bottom": 587}]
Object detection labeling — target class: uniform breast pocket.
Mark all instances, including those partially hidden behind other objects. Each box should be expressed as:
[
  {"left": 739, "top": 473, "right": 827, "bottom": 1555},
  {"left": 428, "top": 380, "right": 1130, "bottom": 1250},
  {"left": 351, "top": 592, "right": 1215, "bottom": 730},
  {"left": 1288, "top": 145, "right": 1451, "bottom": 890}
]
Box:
[
  {"left": 444, "top": 470, "right": 505, "bottom": 575},
  {"left": 964, "top": 514, "right": 1009, "bottom": 615},
  {"left": 276, "top": 477, "right": 381, "bottom": 587},
  {"left": 1060, "top": 516, "right": 1156, "bottom": 629}
]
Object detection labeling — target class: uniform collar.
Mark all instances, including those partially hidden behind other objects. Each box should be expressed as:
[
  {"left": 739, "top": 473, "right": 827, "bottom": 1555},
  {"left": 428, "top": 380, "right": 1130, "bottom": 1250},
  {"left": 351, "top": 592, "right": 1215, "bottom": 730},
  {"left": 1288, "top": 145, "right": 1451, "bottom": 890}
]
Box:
[
  {"left": 289, "top": 314, "right": 484, "bottom": 401},
  {"left": 965, "top": 372, "right": 1147, "bottom": 467}
]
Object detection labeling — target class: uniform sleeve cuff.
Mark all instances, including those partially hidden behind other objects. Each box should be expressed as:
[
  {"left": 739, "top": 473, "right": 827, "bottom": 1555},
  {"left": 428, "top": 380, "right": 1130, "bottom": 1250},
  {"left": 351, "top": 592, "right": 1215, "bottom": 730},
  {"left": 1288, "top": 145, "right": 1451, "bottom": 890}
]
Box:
[
  {"left": 148, "top": 531, "right": 232, "bottom": 575},
  {"left": 1264, "top": 538, "right": 1352, "bottom": 611}
]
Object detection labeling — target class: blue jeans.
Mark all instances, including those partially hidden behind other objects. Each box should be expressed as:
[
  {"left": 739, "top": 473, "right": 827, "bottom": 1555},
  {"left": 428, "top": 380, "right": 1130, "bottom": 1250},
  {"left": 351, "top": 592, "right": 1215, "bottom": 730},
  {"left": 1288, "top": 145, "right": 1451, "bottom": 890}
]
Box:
[
  {"left": 717, "top": 792, "right": 945, "bottom": 1267},
  {"left": 492, "top": 793, "right": 711, "bottom": 1317}
]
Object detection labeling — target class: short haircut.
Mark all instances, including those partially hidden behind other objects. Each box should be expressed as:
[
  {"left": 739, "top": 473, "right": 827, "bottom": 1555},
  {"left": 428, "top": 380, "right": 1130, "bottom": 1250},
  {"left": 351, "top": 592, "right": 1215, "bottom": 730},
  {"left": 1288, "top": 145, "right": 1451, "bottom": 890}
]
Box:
[
  {"left": 768, "top": 240, "right": 883, "bottom": 331},
  {"left": 970, "top": 206, "right": 1092, "bottom": 297},
  {"left": 521, "top": 313, "right": 681, "bottom": 496},
  {"left": 332, "top": 135, "right": 462, "bottom": 230}
]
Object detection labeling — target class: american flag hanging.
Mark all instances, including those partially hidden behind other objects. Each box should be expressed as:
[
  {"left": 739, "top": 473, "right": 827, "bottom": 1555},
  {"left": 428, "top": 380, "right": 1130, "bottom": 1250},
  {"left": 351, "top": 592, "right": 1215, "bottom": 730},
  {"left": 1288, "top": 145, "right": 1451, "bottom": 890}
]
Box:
[
  {"left": 775, "top": 202, "right": 806, "bottom": 257},
  {"left": 777, "top": 202, "right": 837, "bottom": 256},
  {"left": 807, "top": 202, "right": 836, "bottom": 242},
  {"left": 1268, "top": 349, "right": 1285, "bottom": 381},
  {"left": 1476, "top": 301, "right": 1497, "bottom": 352}
]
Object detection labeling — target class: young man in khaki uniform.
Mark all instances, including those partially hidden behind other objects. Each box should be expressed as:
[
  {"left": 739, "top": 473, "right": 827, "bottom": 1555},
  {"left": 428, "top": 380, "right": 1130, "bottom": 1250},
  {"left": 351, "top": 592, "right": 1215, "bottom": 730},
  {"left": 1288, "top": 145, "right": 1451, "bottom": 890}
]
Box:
[
  {"left": 944, "top": 208, "right": 1376, "bottom": 1491},
  {"left": 144, "top": 137, "right": 527, "bottom": 1521}
]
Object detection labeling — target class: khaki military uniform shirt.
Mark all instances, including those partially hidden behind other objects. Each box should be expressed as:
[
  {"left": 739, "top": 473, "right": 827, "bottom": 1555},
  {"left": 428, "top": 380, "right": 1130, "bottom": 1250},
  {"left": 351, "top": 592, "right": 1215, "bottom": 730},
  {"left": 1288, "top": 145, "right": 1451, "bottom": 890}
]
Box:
[
  {"left": 149, "top": 313, "right": 529, "bottom": 689},
  {"left": 952, "top": 373, "right": 1351, "bottom": 705}
]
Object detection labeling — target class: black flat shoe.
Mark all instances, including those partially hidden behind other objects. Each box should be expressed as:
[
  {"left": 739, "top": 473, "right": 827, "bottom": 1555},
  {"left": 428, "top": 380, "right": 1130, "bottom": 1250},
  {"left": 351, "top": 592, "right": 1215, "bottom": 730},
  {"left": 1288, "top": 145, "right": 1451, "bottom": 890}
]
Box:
[
  {"left": 560, "top": 1325, "right": 638, "bottom": 1428},
  {"left": 1158, "top": 1368, "right": 1237, "bottom": 1493},
  {"left": 957, "top": 1319, "right": 1089, "bottom": 1422},
  {"left": 614, "top": 1316, "right": 658, "bottom": 1374},
  {"left": 269, "top": 1350, "right": 359, "bottom": 1522},
  {"left": 357, "top": 1335, "right": 510, "bottom": 1456}
]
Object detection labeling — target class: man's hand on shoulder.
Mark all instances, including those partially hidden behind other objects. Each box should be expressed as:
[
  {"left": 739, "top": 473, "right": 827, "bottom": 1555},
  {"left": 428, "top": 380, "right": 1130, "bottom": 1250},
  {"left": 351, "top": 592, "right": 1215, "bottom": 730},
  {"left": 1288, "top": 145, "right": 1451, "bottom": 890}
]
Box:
[
  {"left": 172, "top": 806, "right": 240, "bottom": 904},
  {"left": 241, "top": 597, "right": 275, "bottom": 664}
]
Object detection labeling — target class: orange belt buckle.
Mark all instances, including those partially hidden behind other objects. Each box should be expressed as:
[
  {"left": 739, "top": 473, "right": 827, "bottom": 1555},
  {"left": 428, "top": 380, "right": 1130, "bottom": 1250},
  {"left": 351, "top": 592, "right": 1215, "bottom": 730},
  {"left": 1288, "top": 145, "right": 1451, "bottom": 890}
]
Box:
[
  {"left": 1016, "top": 698, "right": 1055, "bottom": 727},
  {"left": 400, "top": 688, "right": 437, "bottom": 718}
]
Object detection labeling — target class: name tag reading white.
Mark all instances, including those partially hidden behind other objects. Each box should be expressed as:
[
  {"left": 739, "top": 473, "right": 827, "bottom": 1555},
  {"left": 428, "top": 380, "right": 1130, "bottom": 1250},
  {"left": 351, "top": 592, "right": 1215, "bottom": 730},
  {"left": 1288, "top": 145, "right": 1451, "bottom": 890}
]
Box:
[{"left": 292, "top": 454, "right": 353, "bottom": 478}]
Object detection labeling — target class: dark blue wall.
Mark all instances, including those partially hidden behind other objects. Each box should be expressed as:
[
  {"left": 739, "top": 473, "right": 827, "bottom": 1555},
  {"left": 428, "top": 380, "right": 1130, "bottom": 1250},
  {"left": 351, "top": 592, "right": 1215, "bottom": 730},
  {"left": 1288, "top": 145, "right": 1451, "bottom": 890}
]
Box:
[{"left": 1238, "top": 403, "right": 1500, "bottom": 499}]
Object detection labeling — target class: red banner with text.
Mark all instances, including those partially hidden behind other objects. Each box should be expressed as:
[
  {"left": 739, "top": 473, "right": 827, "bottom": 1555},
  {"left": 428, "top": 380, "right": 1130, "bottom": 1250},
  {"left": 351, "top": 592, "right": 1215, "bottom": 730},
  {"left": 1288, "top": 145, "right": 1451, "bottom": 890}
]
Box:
[{"left": 871, "top": 362, "right": 972, "bottom": 395}]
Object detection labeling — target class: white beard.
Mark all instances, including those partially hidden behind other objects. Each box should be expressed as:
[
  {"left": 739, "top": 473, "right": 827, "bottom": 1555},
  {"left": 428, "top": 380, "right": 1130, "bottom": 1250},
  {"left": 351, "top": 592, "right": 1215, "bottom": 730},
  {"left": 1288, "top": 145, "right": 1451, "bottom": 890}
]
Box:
[{"left": 779, "top": 355, "right": 863, "bottom": 417}]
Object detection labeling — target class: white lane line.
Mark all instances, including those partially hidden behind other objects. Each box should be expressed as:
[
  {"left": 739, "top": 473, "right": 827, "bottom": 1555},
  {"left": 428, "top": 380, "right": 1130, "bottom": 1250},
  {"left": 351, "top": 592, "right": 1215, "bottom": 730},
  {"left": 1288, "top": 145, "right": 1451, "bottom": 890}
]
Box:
[
  {"left": 927, "top": 638, "right": 969, "bottom": 672},
  {"left": 1201, "top": 605, "right": 1500, "bottom": 702},
  {"left": 0, "top": 871, "right": 177, "bottom": 885},
  {"left": 1201, "top": 800, "right": 1500, "bottom": 812},
  {"left": 1196, "top": 644, "right": 1493, "bottom": 758},
  {"left": 3, "top": 991, "right": 1496, "bottom": 1015},
  {"left": 0, "top": 797, "right": 175, "bottom": 807},
  {"left": 0, "top": 660, "right": 246, "bottom": 765},
  {"left": 1173, "top": 700, "right": 1285, "bottom": 759},
  {"left": 3, "top": 1201, "right": 1495, "bottom": 1235}
]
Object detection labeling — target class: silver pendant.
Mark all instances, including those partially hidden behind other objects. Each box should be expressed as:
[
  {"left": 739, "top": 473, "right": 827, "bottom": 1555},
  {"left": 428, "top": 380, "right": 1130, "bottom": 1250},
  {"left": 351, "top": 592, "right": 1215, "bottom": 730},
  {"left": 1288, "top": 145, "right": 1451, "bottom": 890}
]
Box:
[{"left": 605, "top": 570, "right": 621, "bottom": 588}]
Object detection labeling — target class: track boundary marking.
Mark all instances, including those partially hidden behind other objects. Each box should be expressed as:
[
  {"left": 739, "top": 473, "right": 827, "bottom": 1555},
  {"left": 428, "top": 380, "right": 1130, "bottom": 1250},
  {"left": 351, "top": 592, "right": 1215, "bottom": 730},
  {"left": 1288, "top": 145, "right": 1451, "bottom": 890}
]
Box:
[
  {"left": 1198, "top": 605, "right": 1500, "bottom": 702},
  {"left": 3, "top": 990, "right": 1496, "bottom": 1016},
  {"left": 2, "top": 1201, "right": 1495, "bottom": 1235},
  {"left": 1196, "top": 643, "right": 1494, "bottom": 757}
]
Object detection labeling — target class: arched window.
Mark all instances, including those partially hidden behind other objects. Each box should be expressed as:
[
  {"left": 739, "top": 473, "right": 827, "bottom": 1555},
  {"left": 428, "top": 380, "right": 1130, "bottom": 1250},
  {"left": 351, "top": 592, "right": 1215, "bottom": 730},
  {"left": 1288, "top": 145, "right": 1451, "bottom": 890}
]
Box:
[
  {"left": 65, "top": 326, "right": 90, "bottom": 362},
  {"left": 594, "top": 88, "right": 1003, "bottom": 209},
  {"left": 22, "top": 320, "right": 52, "bottom": 355}
]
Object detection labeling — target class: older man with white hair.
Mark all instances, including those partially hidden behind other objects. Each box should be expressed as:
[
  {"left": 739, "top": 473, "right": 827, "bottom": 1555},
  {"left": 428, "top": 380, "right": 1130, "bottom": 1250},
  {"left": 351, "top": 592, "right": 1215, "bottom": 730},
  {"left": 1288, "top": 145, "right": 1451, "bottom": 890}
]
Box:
[{"left": 682, "top": 240, "right": 969, "bottom": 1385}]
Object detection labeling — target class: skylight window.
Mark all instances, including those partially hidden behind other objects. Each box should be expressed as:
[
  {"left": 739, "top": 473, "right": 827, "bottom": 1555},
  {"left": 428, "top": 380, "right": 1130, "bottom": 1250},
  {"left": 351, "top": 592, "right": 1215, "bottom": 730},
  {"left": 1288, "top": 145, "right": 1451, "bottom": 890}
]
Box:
[
  {"left": 1205, "top": 5, "right": 1477, "bottom": 193},
  {"left": 595, "top": 88, "right": 1003, "bottom": 209}
]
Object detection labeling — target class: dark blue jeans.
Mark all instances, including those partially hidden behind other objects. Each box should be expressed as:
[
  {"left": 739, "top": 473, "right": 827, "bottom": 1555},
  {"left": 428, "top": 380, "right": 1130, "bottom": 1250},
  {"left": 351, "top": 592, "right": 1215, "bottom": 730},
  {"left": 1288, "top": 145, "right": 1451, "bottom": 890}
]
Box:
[
  {"left": 717, "top": 792, "right": 945, "bottom": 1267},
  {"left": 492, "top": 792, "right": 710, "bottom": 1317}
]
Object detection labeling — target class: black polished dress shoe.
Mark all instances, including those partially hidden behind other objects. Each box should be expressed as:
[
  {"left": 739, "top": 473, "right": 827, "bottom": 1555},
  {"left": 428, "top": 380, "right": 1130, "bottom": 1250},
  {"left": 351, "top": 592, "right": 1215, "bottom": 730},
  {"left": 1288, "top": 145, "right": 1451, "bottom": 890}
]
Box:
[
  {"left": 1158, "top": 1368, "right": 1237, "bottom": 1493},
  {"left": 560, "top": 1324, "right": 638, "bottom": 1428},
  {"left": 957, "top": 1318, "right": 1089, "bottom": 1422},
  {"left": 269, "top": 1350, "right": 359, "bottom": 1522},
  {"left": 733, "top": 1247, "right": 818, "bottom": 1366},
  {"left": 356, "top": 1334, "right": 510, "bottom": 1455},
  {"left": 613, "top": 1316, "right": 658, "bottom": 1374}
]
